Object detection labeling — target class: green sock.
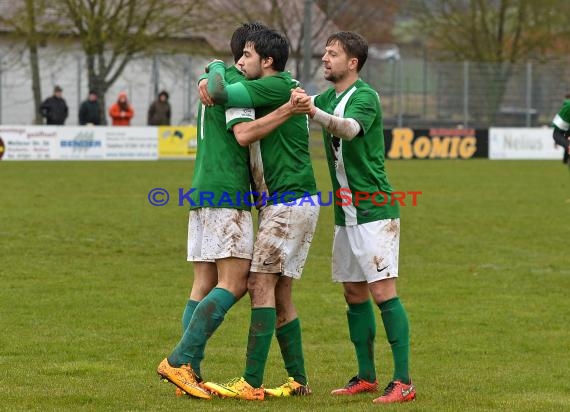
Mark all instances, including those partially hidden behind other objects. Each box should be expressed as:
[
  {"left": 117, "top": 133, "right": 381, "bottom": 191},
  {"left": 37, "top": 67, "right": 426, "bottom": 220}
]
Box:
[
  {"left": 243, "top": 307, "right": 276, "bottom": 388},
  {"left": 379, "top": 296, "right": 410, "bottom": 384},
  {"left": 347, "top": 300, "right": 377, "bottom": 382},
  {"left": 181, "top": 299, "right": 199, "bottom": 333},
  {"left": 168, "top": 288, "right": 236, "bottom": 377},
  {"left": 276, "top": 318, "right": 307, "bottom": 385}
]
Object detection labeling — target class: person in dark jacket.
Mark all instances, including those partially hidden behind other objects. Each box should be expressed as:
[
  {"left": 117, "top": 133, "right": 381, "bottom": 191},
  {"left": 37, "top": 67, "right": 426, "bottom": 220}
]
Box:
[
  {"left": 78, "top": 90, "right": 101, "bottom": 125},
  {"left": 40, "top": 85, "right": 68, "bottom": 125},
  {"left": 147, "top": 90, "right": 171, "bottom": 125}
]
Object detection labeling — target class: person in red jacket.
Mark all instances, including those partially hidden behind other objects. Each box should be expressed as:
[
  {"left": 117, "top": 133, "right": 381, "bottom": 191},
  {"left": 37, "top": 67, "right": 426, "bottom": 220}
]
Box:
[{"left": 109, "top": 92, "right": 134, "bottom": 126}]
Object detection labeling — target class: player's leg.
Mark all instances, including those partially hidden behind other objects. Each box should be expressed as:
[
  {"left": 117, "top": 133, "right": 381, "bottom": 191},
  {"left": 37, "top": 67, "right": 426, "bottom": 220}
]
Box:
[
  {"left": 202, "top": 204, "right": 281, "bottom": 400},
  {"left": 331, "top": 226, "right": 378, "bottom": 395},
  {"left": 171, "top": 257, "right": 250, "bottom": 379},
  {"left": 362, "top": 218, "right": 414, "bottom": 404},
  {"left": 158, "top": 208, "right": 252, "bottom": 398},
  {"left": 242, "top": 271, "right": 279, "bottom": 385},
  {"left": 205, "top": 201, "right": 319, "bottom": 400},
  {"left": 173, "top": 262, "right": 217, "bottom": 397},
  {"left": 265, "top": 199, "right": 319, "bottom": 396},
  {"left": 265, "top": 277, "right": 311, "bottom": 396},
  {"left": 167, "top": 209, "right": 253, "bottom": 374},
  {"left": 182, "top": 262, "right": 218, "bottom": 332},
  {"left": 203, "top": 271, "right": 277, "bottom": 400},
  {"left": 157, "top": 209, "right": 215, "bottom": 398},
  {"left": 369, "top": 278, "right": 414, "bottom": 403}
]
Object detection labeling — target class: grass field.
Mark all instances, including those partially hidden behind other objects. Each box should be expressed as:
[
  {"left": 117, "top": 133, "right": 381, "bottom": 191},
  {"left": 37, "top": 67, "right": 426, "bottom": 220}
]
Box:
[{"left": 1, "top": 156, "right": 569, "bottom": 411}]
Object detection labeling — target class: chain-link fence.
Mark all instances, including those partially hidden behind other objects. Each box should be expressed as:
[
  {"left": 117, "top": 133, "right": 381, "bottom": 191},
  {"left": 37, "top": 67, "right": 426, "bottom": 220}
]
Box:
[
  {"left": 0, "top": 42, "right": 569, "bottom": 128},
  {"left": 360, "top": 57, "right": 570, "bottom": 129}
]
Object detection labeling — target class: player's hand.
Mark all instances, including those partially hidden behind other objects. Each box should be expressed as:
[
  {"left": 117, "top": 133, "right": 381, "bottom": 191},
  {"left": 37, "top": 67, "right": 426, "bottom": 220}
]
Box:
[
  {"left": 198, "top": 79, "right": 214, "bottom": 106},
  {"left": 291, "top": 94, "right": 312, "bottom": 115},
  {"left": 290, "top": 87, "right": 306, "bottom": 105},
  {"left": 204, "top": 59, "right": 224, "bottom": 74}
]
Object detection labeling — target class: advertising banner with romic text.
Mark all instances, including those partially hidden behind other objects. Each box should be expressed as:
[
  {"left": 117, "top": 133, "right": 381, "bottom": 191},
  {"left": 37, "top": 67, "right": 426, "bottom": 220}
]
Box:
[{"left": 384, "top": 128, "right": 488, "bottom": 159}]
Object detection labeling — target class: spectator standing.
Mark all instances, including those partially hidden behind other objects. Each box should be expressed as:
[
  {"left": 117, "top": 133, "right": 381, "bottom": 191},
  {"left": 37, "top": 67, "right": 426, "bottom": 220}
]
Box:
[
  {"left": 40, "top": 85, "right": 68, "bottom": 125},
  {"left": 78, "top": 90, "right": 101, "bottom": 125},
  {"left": 109, "top": 92, "right": 134, "bottom": 126},
  {"left": 147, "top": 90, "right": 171, "bottom": 125}
]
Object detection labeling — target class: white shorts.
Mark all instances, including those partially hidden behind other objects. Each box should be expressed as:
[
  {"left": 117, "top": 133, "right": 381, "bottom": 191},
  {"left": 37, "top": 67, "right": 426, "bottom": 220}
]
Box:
[
  {"left": 250, "top": 196, "right": 320, "bottom": 279},
  {"left": 332, "top": 218, "right": 400, "bottom": 283},
  {"left": 187, "top": 208, "right": 254, "bottom": 262}
]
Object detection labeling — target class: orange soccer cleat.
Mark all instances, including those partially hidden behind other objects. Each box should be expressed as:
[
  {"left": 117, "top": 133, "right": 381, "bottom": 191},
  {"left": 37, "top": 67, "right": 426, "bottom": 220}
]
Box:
[
  {"left": 372, "top": 380, "right": 416, "bottom": 404},
  {"left": 330, "top": 376, "right": 378, "bottom": 395}
]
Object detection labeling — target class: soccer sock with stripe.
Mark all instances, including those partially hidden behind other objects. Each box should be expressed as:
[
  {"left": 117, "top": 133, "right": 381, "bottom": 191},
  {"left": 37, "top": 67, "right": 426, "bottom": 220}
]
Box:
[
  {"left": 243, "top": 307, "right": 276, "bottom": 388},
  {"left": 379, "top": 296, "right": 411, "bottom": 384},
  {"left": 276, "top": 318, "right": 307, "bottom": 385},
  {"left": 347, "top": 300, "right": 377, "bottom": 382},
  {"left": 168, "top": 287, "right": 237, "bottom": 377},
  {"left": 181, "top": 299, "right": 199, "bottom": 333}
]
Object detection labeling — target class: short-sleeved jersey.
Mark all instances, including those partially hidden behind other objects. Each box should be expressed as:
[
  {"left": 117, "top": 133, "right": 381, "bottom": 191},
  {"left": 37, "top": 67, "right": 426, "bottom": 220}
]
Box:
[
  {"left": 314, "top": 79, "right": 399, "bottom": 226},
  {"left": 227, "top": 72, "right": 317, "bottom": 205},
  {"left": 552, "top": 99, "right": 570, "bottom": 132},
  {"left": 190, "top": 65, "right": 251, "bottom": 210}
]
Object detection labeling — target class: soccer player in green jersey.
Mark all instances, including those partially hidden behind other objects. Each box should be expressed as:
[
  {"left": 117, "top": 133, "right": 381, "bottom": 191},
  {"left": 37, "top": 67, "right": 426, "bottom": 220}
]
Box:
[
  {"left": 202, "top": 29, "right": 320, "bottom": 400},
  {"left": 156, "top": 22, "right": 267, "bottom": 399},
  {"left": 552, "top": 93, "right": 570, "bottom": 164},
  {"left": 286, "top": 31, "right": 415, "bottom": 404}
]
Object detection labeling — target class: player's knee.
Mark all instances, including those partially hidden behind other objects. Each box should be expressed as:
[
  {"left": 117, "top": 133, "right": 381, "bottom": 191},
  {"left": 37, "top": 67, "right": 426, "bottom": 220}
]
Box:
[
  {"left": 368, "top": 278, "right": 397, "bottom": 304},
  {"left": 343, "top": 282, "right": 369, "bottom": 304},
  {"left": 219, "top": 280, "right": 247, "bottom": 300}
]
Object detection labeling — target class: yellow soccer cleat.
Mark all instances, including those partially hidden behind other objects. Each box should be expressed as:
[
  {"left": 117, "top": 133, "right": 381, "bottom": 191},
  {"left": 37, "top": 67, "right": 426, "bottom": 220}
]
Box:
[
  {"left": 203, "top": 377, "right": 264, "bottom": 400},
  {"left": 156, "top": 358, "right": 211, "bottom": 400},
  {"left": 264, "top": 377, "right": 312, "bottom": 397}
]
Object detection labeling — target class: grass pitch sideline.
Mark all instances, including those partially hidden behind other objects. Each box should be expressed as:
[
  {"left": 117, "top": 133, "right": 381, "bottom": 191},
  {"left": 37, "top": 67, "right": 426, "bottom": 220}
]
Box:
[{"left": 1, "top": 158, "right": 568, "bottom": 411}]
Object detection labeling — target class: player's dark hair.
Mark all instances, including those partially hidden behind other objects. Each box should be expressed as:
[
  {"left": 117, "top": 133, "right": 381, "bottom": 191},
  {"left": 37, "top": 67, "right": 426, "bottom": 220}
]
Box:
[
  {"left": 326, "top": 31, "right": 368, "bottom": 72},
  {"left": 245, "top": 29, "right": 289, "bottom": 72},
  {"left": 230, "top": 22, "right": 268, "bottom": 63}
]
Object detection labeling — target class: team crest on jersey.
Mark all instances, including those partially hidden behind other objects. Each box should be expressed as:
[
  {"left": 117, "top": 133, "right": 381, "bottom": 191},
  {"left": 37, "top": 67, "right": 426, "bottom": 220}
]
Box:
[{"left": 329, "top": 134, "right": 341, "bottom": 169}]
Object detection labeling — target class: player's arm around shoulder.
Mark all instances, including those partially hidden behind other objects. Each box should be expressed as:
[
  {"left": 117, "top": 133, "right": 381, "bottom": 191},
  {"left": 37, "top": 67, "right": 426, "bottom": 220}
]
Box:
[{"left": 232, "top": 100, "right": 299, "bottom": 146}]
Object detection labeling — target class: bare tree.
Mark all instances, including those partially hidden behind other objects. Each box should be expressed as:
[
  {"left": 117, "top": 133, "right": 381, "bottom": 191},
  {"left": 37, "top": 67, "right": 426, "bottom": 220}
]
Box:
[
  {"left": 204, "top": 0, "right": 339, "bottom": 80},
  {"left": 56, "top": 0, "right": 207, "bottom": 124},
  {"left": 408, "top": 0, "right": 570, "bottom": 123},
  {"left": 204, "top": 0, "right": 400, "bottom": 83},
  {"left": 0, "top": 0, "right": 56, "bottom": 124},
  {"left": 411, "top": 0, "right": 569, "bottom": 61},
  {"left": 316, "top": 0, "right": 400, "bottom": 44}
]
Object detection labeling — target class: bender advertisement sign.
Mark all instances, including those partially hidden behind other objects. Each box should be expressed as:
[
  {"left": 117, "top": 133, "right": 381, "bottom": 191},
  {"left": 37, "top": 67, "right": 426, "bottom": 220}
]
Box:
[{"left": 384, "top": 128, "right": 488, "bottom": 159}]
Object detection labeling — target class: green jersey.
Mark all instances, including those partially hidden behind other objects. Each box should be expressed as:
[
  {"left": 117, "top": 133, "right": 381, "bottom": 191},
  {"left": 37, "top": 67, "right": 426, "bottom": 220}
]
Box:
[
  {"left": 226, "top": 72, "right": 317, "bottom": 205},
  {"left": 314, "top": 79, "right": 399, "bottom": 226},
  {"left": 553, "top": 99, "right": 570, "bottom": 132},
  {"left": 190, "top": 65, "right": 251, "bottom": 210}
]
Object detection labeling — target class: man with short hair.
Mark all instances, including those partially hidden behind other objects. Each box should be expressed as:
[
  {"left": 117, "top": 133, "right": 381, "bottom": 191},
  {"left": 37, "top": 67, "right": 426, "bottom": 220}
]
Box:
[
  {"left": 41, "top": 85, "right": 68, "bottom": 125},
  {"left": 202, "top": 28, "right": 319, "bottom": 401},
  {"left": 156, "top": 22, "right": 267, "bottom": 400},
  {"left": 78, "top": 90, "right": 101, "bottom": 125},
  {"left": 294, "top": 31, "right": 415, "bottom": 404}
]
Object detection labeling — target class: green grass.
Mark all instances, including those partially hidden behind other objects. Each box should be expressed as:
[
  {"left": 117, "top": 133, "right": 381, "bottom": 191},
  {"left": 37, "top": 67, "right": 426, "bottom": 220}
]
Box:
[{"left": 1, "top": 157, "right": 569, "bottom": 411}]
